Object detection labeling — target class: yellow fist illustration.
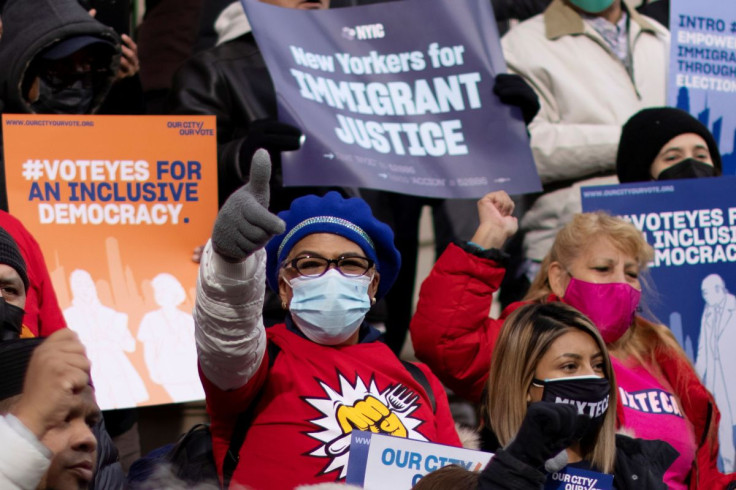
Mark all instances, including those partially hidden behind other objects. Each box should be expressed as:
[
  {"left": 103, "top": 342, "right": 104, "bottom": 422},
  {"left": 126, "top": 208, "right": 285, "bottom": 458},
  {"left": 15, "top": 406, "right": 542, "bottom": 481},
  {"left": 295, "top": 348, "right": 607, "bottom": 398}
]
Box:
[{"left": 336, "top": 395, "right": 407, "bottom": 437}]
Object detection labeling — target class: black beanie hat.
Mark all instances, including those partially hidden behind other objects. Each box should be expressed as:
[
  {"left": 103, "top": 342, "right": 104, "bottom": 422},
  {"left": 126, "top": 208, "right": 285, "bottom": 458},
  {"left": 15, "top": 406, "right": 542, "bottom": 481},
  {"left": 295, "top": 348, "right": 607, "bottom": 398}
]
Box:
[
  {"left": 616, "top": 107, "right": 722, "bottom": 183},
  {"left": 0, "top": 227, "right": 28, "bottom": 292},
  {"left": 0, "top": 337, "right": 43, "bottom": 402}
]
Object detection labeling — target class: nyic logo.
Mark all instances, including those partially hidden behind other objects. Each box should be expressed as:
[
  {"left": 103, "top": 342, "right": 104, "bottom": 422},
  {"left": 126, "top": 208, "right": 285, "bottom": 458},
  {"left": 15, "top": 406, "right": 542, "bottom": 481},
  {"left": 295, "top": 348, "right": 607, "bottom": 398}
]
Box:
[{"left": 341, "top": 23, "right": 385, "bottom": 40}]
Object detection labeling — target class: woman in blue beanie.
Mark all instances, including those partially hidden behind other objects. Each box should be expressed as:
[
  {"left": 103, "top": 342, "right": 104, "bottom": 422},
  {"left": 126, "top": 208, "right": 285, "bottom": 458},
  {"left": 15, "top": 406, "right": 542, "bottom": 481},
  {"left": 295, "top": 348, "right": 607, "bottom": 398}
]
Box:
[{"left": 193, "top": 149, "right": 461, "bottom": 490}]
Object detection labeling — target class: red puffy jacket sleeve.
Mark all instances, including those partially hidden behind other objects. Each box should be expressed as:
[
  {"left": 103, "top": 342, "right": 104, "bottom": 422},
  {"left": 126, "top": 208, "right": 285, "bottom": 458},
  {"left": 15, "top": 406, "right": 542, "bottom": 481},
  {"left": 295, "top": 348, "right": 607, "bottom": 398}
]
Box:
[{"left": 410, "top": 243, "right": 510, "bottom": 403}]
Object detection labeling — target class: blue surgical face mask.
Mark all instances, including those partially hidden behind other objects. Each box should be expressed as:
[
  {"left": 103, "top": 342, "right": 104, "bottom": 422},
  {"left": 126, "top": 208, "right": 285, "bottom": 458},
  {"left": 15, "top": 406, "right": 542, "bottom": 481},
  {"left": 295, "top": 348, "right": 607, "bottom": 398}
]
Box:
[
  {"left": 567, "top": 0, "right": 614, "bottom": 14},
  {"left": 288, "top": 269, "right": 373, "bottom": 345}
]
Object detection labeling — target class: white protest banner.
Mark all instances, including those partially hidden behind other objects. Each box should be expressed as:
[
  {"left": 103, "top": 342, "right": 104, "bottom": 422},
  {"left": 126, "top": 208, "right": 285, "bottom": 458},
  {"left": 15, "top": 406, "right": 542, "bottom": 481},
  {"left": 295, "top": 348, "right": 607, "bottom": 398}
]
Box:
[{"left": 345, "top": 431, "right": 493, "bottom": 488}]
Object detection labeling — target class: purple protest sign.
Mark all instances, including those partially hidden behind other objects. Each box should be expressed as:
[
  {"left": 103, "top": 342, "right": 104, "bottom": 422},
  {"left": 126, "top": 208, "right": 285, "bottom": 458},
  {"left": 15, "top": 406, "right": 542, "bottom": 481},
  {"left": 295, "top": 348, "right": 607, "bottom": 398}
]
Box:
[{"left": 241, "top": 0, "right": 540, "bottom": 198}]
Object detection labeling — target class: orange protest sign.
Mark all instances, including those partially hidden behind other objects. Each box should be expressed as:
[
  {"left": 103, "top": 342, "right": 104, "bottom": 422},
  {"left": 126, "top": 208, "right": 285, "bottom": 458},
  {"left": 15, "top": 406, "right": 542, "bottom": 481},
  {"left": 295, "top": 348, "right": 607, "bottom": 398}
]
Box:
[{"left": 2, "top": 114, "right": 218, "bottom": 410}]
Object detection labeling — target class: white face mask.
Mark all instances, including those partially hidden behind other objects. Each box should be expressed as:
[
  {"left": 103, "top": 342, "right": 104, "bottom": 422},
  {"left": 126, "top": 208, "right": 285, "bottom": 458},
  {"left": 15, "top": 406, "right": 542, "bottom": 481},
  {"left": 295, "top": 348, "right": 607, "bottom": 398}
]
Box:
[{"left": 287, "top": 269, "right": 373, "bottom": 345}]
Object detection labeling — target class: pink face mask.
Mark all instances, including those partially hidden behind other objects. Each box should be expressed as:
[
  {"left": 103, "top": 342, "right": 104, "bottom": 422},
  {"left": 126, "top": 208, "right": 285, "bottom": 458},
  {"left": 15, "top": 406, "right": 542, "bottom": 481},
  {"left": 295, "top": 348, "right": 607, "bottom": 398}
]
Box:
[{"left": 562, "top": 277, "right": 641, "bottom": 343}]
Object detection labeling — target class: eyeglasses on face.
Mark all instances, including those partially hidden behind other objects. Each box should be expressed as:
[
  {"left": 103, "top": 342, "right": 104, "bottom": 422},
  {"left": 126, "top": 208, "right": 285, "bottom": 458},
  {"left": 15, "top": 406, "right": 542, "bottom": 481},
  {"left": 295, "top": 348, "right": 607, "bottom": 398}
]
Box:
[{"left": 283, "top": 254, "right": 374, "bottom": 278}]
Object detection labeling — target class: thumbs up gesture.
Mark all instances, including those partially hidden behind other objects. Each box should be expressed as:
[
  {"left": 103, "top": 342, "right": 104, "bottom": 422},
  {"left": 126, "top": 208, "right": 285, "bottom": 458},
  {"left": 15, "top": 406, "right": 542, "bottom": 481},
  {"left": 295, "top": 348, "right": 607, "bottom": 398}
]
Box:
[{"left": 212, "top": 149, "right": 286, "bottom": 262}]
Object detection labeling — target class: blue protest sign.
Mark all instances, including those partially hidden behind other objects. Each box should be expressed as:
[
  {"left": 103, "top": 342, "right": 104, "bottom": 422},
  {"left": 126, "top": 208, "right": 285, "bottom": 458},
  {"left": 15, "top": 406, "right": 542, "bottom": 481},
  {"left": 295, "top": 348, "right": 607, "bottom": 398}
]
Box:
[
  {"left": 669, "top": 1, "right": 736, "bottom": 174},
  {"left": 345, "top": 431, "right": 372, "bottom": 486},
  {"left": 581, "top": 177, "right": 736, "bottom": 471},
  {"left": 241, "top": 0, "right": 540, "bottom": 198},
  {"left": 545, "top": 466, "right": 613, "bottom": 490}
]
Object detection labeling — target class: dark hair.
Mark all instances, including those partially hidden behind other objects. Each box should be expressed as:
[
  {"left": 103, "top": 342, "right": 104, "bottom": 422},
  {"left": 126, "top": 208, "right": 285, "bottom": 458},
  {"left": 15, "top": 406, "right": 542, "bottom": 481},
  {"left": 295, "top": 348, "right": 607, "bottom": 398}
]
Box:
[
  {"left": 484, "top": 302, "right": 617, "bottom": 473},
  {"left": 412, "top": 465, "right": 479, "bottom": 490}
]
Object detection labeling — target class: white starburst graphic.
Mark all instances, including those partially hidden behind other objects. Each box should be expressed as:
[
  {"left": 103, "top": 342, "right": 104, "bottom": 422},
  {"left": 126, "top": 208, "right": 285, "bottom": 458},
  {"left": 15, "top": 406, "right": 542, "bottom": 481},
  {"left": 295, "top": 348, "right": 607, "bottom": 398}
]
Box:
[{"left": 303, "top": 372, "right": 428, "bottom": 478}]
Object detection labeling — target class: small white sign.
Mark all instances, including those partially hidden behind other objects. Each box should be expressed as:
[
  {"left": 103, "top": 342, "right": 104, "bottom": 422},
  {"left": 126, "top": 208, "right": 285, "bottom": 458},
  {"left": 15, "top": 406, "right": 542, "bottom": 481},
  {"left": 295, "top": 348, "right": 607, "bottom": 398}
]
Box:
[{"left": 346, "top": 431, "right": 493, "bottom": 489}]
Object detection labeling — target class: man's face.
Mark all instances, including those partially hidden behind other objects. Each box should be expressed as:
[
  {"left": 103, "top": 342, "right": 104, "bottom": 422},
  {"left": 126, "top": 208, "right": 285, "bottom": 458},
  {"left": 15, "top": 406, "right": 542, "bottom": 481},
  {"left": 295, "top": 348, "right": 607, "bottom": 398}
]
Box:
[
  {"left": 37, "top": 386, "right": 100, "bottom": 490},
  {"left": 27, "top": 45, "right": 110, "bottom": 109},
  {"left": 702, "top": 278, "right": 726, "bottom": 306},
  {"left": 259, "top": 0, "right": 328, "bottom": 9},
  {"left": 0, "top": 264, "right": 26, "bottom": 309}
]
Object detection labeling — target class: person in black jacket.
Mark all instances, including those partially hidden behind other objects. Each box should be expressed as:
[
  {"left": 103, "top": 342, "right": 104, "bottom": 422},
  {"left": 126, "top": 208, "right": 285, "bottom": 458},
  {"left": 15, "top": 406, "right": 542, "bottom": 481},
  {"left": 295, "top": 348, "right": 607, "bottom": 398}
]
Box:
[
  {"left": 477, "top": 303, "right": 676, "bottom": 489},
  {"left": 0, "top": 0, "right": 121, "bottom": 212},
  {"left": 637, "top": 0, "right": 668, "bottom": 26},
  {"left": 168, "top": 0, "right": 355, "bottom": 326},
  {"left": 168, "top": 0, "right": 540, "bottom": 341},
  {"left": 167, "top": 0, "right": 329, "bottom": 213}
]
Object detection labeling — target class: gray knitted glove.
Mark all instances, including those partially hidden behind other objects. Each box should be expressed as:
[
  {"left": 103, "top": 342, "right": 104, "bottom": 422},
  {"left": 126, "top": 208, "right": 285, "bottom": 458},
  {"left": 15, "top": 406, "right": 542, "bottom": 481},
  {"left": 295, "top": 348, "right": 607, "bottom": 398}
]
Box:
[{"left": 212, "top": 149, "right": 286, "bottom": 261}]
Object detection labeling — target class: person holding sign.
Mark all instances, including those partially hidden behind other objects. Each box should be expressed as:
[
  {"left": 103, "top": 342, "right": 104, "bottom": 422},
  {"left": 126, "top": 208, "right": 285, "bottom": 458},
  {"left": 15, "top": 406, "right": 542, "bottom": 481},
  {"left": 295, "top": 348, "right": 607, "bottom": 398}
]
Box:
[
  {"left": 411, "top": 196, "right": 736, "bottom": 488},
  {"left": 0, "top": 0, "right": 122, "bottom": 212},
  {"left": 616, "top": 107, "right": 722, "bottom": 183},
  {"left": 168, "top": 0, "right": 326, "bottom": 211},
  {"left": 481, "top": 302, "right": 674, "bottom": 489},
  {"left": 194, "top": 149, "right": 460, "bottom": 489},
  {"left": 414, "top": 304, "right": 674, "bottom": 490},
  {"left": 616, "top": 107, "right": 733, "bottom": 473},
  {"left": 500, "top": 0, "right": 669, "bottom": 286}
]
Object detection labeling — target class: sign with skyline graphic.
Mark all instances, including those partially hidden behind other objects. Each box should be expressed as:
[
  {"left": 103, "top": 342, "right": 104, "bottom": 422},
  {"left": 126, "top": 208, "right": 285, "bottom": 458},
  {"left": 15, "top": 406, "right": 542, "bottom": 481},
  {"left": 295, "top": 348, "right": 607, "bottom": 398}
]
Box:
[{"left": 669, "top": 0, "right": 736, "bottom": 174}]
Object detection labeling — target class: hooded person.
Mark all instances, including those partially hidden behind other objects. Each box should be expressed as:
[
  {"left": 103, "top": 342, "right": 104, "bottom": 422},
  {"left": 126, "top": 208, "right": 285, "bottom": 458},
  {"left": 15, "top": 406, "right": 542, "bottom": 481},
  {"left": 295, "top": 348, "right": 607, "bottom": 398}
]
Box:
[
  {"left": 194, "top": 149, "right": 461, "bottom": 490},
  {"left": 0, "top": 0, "right": 121, "bottom": 211},
  {"left": 616, "top": 106, "right": 722, "bottom": 183}
]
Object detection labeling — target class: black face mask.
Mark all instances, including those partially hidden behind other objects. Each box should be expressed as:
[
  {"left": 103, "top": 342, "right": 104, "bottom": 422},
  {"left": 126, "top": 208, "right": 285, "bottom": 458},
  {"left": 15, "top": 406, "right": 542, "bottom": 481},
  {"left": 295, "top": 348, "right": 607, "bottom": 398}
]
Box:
[
  {"left": 657, "top": 158, "right": 717, "bottom": 181},
  {"left": 31, "top": 78, "right": 95, "bottom": 114},
  {"left": 532, "top": 375, "right": 610, "bottom": 433},
  {"left": 0, "top": 297, "right": 26, "bottom": 341}
]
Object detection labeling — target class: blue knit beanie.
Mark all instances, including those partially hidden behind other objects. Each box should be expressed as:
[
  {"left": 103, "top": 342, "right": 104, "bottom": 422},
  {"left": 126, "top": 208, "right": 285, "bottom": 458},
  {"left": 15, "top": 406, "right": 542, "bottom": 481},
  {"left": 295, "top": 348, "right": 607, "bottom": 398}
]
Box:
[{"left": 265, "top": 192, "right": 400, "bottom": 299}]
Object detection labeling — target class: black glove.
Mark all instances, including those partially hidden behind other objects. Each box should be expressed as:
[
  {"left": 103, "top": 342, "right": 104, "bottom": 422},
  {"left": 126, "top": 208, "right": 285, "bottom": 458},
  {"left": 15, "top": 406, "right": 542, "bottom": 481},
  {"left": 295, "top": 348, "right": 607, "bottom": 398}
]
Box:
[
  {"left": 505, "top": 402, "right": 589, "bottom": 470},
  {"left": 236, "top": 119, "right": 303, "bottom": 180},
  {"left": 212, "top": 149, "right": 286, "bottom": 261},
  {"left": 493, "top": 73, "right": 540, "bottom": 125}
]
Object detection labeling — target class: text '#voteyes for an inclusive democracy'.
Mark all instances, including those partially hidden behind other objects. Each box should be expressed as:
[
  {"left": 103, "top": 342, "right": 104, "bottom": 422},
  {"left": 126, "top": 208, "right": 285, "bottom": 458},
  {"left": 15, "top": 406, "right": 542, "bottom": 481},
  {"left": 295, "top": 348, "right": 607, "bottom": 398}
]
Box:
[
  {"left": 620, "top": 208, "right": 736, "bottom": 268},
  {"left": 675, "top": 14, "right": 736, "bottom": 92},
  {"left": 23, "top": 159, "right": 201, "bottom": 225}
]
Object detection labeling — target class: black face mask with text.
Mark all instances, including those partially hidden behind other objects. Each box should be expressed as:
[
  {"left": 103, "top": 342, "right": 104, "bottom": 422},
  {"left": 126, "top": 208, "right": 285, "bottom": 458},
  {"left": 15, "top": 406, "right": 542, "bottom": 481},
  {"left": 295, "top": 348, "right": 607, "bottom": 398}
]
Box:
[
  {"left": 0, "top": 297, "right": 26, "bottom": 341},
  {"left": 657, "top": 158, "right": 717, "bottom": 181},
  {"left": 531, "top": 375, "right": 610, "bottom": 436}
]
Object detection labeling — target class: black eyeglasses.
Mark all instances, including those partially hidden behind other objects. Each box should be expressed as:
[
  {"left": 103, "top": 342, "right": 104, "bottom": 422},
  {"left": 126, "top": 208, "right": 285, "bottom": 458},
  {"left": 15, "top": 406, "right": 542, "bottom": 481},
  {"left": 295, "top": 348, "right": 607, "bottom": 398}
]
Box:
[{"left": 283, "top": 255, "right": 374, "bottom": 278}]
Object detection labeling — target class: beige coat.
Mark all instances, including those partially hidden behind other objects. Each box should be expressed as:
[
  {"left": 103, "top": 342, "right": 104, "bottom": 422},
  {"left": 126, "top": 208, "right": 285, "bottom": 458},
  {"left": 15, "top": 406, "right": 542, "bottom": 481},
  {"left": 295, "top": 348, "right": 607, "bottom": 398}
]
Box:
[{"left": 501, "top": 0, "right": 669, "bottom": 261}]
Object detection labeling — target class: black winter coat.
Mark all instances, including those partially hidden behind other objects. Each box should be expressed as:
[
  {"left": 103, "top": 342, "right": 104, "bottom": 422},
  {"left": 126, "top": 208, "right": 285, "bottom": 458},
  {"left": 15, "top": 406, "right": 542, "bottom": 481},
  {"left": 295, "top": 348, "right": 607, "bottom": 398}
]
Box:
[
  {"left": 0, "top": 0, "right": 120, "bottom": 211},
  {"left": 478, "top": 435, "right": 678, "bottom": 490}
]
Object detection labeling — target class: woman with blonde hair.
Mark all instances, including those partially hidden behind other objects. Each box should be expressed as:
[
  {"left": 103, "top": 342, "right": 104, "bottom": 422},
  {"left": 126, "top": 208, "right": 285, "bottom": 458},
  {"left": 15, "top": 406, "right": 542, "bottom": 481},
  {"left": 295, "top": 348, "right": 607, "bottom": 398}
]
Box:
[{"left": 411, "top": 191, "right": 736, "bottom": 489}]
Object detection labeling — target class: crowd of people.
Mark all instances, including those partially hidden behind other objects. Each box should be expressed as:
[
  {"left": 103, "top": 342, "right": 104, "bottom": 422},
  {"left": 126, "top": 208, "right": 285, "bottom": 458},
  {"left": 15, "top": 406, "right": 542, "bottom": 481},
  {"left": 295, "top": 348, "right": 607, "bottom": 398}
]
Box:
[{"left": 1, "top": 0, "right": 736, "bottom": 489}]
